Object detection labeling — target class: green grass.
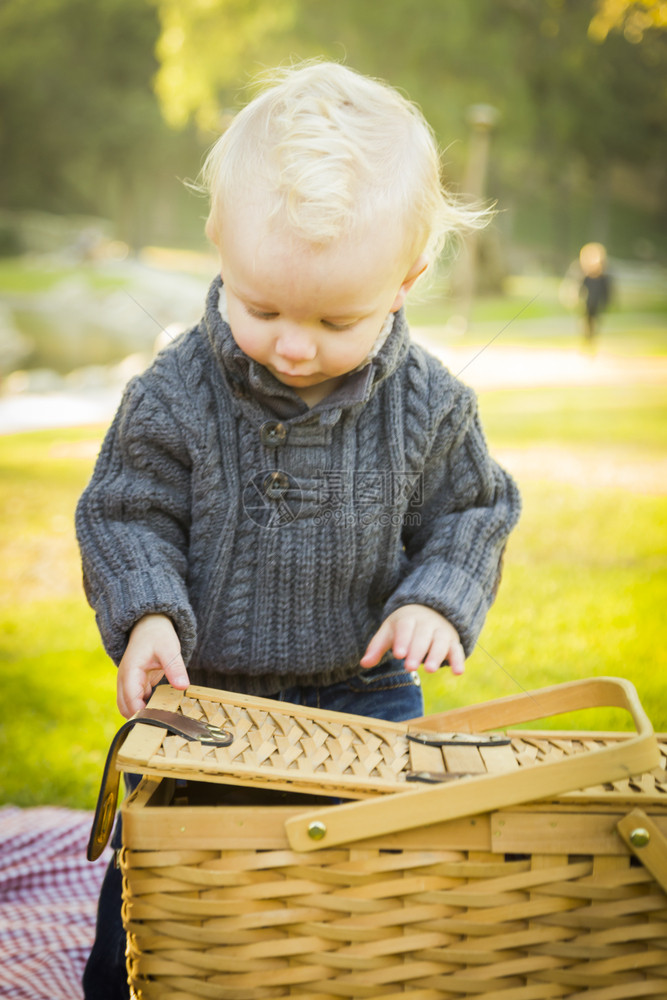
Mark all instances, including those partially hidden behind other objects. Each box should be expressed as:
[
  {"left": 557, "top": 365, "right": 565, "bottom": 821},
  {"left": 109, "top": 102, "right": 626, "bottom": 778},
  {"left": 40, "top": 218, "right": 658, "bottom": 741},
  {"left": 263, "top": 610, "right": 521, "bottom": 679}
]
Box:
[
  {"left": 420, "top": 376, "right": 667, "bottom": 731},
  {"left": 0, "top": 427, "right": 121, "bottom": 808},
  {"left": 421, "top": 481, "right": 667, "bottom": 732},
  {"left": 0, "top": 257, "right": 128, "bottom": 294},
  {"left": 478, "top": 383, "right": 667, "bottom": 451},
  {"left": 1, "top": 334, "right": 666, "bottom": 807},
  {"left": 1, "top": 599, "right": 119, "bottom": 806}
]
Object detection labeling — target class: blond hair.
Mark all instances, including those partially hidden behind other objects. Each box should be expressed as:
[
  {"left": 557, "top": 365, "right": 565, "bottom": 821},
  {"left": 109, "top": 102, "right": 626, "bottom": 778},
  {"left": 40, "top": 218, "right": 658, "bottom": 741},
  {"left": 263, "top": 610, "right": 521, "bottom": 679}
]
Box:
[{"left": 203, "top": 61, "right": 484, "bottom": 263}]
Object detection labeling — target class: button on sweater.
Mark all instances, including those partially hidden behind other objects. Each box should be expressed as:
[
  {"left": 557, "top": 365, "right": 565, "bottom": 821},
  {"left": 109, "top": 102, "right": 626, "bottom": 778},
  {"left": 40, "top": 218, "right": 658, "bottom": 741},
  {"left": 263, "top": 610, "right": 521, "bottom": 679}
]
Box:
[{"left": 75, "top": 276, "right": 521, "bottom": 695}]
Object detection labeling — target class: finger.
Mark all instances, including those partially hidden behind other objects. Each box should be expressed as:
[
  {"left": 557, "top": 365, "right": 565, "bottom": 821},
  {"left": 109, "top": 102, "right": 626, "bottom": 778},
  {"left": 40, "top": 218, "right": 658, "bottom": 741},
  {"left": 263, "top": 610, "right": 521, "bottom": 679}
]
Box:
[
  {"left": 117, "top": 683, "right": 129, "bottom": 720},
  {"left": 420, "top": 630, "right": 454, "bottom": 673},
  {"left": 162, "top": 650, "right": 190, "bottom": 691},
  {"left": 447, "top": 638, "right": 466, "bottom": 676},
  {"left": 360, "top": 620, "right": 395, "bottom": 668},
  {"left": 403, "top": 627, "right": 433, "bottom": 672},
  {"left": 422, "top": 634, "right": 465, "bottom": 675},
  {"left": 391, "top": 616, "right": 417, "bottom": 662},
  {"left": 117, "top": 668, "right": 146, "bottom": 719},
  {"left": 117, "top": 671, "right": 130, "bottom": 719}
]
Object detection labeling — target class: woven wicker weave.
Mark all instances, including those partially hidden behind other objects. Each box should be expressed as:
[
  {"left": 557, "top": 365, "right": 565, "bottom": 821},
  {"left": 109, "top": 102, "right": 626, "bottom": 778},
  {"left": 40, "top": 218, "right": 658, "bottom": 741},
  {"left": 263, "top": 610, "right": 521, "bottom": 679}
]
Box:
[
  {"left": 117, "top": 678, "right": 667, "bottom": 999},
  {"left": 122, "top": 769, "right": 667, "bottom": 999},
  {"left": 118, "top": 684, "right": 412, "bottom": 797},
  {"left": 117, "top": 679, "right": 660, "bottom": 810}
]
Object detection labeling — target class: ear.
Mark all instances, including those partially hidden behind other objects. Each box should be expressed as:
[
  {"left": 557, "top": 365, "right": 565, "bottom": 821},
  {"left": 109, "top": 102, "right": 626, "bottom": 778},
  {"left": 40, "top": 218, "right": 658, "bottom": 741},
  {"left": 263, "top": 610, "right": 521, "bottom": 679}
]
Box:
[
  {"left": 390, "top": 254, "right": 429, "bottom": 313},
  {"left": 205, "top": 212, "right": 220, "bottom": 248}
]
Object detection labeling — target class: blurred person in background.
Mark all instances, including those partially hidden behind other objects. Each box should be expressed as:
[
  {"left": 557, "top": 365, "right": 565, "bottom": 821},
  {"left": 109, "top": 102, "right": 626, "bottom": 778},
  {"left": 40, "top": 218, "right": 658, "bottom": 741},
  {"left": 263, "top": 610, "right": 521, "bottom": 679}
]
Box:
[{"left": 579, "top": 242, "right": 612, "bottom": 348}]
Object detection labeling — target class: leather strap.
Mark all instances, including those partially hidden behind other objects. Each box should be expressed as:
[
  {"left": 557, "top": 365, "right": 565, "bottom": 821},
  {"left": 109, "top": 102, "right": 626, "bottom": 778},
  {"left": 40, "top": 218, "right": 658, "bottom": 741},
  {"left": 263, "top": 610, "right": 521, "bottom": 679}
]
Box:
[
  {"left": 406, "top": 771, "right": 473, "bottom": 784},
  {"left": 86, "top": 708, "right": 232, "bottom": 861},
  {"left": 407, "top": 732, "right": 511, "bottom": 748}
]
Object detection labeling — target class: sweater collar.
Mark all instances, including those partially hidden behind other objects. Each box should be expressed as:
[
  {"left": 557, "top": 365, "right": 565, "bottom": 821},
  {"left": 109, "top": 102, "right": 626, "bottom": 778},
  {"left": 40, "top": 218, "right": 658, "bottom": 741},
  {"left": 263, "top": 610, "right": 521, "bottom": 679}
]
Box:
[{"left": 203, "top": 275, "right": 410, "bottom": 420}]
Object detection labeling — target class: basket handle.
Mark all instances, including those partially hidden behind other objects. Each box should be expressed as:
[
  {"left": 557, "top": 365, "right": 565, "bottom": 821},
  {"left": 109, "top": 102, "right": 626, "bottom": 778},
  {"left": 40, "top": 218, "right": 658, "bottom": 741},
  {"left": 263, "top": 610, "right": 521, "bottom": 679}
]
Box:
[
  {"left": 404, "top": 675, "right": 648, "bottom": 734},
  {"left": 285, "top": 676, "right": 659, "bottom": 853}
]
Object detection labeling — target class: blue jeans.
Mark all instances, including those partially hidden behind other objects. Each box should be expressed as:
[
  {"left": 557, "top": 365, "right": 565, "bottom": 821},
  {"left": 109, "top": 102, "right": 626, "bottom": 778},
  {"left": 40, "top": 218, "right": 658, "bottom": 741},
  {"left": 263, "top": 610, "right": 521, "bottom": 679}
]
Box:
[
  {"left": 82, "top": 661, "right": 423, "bottom": 999},
  {"left": 269, "top": 658, "right": 424, "bottom": 720}
]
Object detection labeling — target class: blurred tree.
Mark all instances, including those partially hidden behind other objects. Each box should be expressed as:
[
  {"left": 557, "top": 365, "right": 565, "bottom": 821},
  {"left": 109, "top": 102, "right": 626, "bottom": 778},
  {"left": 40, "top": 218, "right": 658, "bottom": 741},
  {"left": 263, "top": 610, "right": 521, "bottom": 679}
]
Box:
[
  {"left": 151, "top": 0, "right": 296, "bottom": 131},
  {"left": 0, "top": 0, "right": 198, "bottom": 247},
  {"left": 589, "top": 0, "right": 667, "bottom": 42},
  {"left": 262, "top": 0, "right": 665, "bottom": 263},
  {"left": 492, "top": 0, "right": 666, "bottom": 261},
  {"left": 150, "top": 0, "right": 664, "bottom": 230},
  {"left": 1, "top": 0, "right": 663, "bottom": 262}
]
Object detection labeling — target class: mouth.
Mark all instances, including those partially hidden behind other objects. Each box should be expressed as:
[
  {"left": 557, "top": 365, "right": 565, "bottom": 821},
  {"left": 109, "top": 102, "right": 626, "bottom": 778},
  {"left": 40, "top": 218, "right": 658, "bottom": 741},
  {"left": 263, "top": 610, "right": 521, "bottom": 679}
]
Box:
[{"left": 273, "top": 367, "right": 317, "bottom": 380}]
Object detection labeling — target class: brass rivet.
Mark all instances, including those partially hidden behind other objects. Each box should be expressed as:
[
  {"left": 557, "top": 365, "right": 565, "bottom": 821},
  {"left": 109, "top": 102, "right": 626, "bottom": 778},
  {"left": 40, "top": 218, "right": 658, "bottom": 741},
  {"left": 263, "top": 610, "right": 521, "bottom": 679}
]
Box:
[
  {"left": 308, "top": 821, "right": 327, "bottom": 841},
  {"left": 629, "top": 827, "right": 650, "bottom": 848}
]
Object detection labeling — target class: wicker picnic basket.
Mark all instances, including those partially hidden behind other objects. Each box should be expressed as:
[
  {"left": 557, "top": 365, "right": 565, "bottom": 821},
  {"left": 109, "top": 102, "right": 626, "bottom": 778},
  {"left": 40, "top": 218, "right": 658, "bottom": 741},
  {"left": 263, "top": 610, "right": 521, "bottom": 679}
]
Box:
[{"left": 99, "top": 677, "right": 667, "bottom": 999}]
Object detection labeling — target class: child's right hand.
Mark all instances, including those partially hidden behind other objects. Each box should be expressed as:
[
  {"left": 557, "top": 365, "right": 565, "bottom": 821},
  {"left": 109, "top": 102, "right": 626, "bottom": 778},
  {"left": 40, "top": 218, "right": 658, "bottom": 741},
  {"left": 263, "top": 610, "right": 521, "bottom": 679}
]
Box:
[{"left": 117, "top": 614, "right": 190, "bottom": 718}]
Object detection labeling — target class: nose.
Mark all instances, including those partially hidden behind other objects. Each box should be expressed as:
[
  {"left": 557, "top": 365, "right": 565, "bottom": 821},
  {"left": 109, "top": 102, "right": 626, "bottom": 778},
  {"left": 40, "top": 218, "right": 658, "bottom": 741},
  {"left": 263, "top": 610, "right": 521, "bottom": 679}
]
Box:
[{"left": 274, "top": 326, "right": 317, "bottom": 363}]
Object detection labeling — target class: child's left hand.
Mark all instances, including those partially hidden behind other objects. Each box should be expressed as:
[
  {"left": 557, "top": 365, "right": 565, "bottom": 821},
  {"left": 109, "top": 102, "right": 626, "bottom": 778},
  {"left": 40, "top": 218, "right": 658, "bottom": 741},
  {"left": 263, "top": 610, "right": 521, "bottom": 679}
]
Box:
[{"left": 360, "top": 604, "right": 465, "bottom": 675}]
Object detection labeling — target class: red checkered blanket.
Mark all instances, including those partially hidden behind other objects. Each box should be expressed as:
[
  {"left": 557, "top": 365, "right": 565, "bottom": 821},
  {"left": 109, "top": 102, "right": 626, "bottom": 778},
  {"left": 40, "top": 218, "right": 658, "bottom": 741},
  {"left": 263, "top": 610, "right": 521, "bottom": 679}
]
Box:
[{"left": 0, "top": 805, "right": 111, "bottom": 1000}]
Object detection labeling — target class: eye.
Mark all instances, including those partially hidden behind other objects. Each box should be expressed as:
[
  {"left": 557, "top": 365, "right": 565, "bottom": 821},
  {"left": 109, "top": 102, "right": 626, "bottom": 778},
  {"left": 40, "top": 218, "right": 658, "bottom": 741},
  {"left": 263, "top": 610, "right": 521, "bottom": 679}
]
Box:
[
  {"left": 246, "top": 305, "right": 279, "bottom": 320},
  {"left": 321, "top": 319, "right": 358, "bottom": 331}
]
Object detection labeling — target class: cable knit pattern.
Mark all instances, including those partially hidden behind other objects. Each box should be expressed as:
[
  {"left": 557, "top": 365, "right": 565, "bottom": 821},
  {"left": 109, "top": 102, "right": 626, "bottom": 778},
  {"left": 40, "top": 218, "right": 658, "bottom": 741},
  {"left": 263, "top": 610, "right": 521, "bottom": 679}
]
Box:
[{"left": 76, "top": 276, "right": 521, "bottom": 694}]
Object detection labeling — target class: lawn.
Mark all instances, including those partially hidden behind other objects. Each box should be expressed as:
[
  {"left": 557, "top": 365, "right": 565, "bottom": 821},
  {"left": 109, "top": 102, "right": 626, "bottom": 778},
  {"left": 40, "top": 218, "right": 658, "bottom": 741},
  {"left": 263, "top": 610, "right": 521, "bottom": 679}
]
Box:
[
  {"left": 0, "top": 305, "right": 665, "bottom": 808},
  {"left": 420, "top": 373, "right": 667, "bottom": 731},
  {"left": 0, "top": 427, "right": 121, "bottom": 808}
]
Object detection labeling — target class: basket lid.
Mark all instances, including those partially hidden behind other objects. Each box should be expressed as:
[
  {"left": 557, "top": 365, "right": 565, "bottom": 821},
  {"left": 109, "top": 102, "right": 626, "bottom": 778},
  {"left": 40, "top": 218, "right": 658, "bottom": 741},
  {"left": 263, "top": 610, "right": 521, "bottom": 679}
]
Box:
[
  {"left": 88, "top": 676, "right": 662, "bottom": 860},
  {"left": 116, "top": 682, "right": 666, "bottom": 805}
]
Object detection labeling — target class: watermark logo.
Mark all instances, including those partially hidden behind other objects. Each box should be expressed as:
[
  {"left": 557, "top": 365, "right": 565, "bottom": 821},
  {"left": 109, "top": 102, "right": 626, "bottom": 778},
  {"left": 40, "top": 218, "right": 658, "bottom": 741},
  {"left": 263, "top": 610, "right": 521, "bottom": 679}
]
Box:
[
  {"left": 314, "top": 470, "right": 423, "bottom": 527},
  {"left": 242, "top": 470, "right": 303, "bottom": 528},
  {"left": 242, "top": 469, "right": 423, "bottom": 529},
  {"left": 316, "top": 470, "right": 423, "bottom": 509}
]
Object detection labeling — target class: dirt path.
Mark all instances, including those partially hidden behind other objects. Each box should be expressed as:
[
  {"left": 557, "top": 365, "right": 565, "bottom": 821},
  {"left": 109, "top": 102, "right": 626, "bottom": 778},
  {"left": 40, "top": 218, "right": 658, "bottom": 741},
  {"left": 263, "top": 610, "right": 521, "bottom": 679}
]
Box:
[
  {"left": 412, "top": 330, "right": 667, "bottom": 392},
  {"left": 492, "top": 444, "right": 666, "bottom": 495}
]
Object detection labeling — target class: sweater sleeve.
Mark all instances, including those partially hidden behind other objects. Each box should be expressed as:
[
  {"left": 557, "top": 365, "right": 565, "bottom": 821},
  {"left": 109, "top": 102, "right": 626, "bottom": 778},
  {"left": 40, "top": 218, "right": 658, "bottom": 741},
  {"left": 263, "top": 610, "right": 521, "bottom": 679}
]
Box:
[
  {"left": 382, "top": 373, "right": 521, "bottom": 657},
  {"left": 75, "top": 374, "right": 197, "bottom": 666}
]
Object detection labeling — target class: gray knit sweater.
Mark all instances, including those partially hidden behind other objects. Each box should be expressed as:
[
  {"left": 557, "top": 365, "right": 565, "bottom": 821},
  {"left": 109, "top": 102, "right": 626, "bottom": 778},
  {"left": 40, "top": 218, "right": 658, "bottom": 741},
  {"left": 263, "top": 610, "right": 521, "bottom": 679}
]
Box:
[{"left": 76, "top": 276, "right": 520, "bottom": 694}]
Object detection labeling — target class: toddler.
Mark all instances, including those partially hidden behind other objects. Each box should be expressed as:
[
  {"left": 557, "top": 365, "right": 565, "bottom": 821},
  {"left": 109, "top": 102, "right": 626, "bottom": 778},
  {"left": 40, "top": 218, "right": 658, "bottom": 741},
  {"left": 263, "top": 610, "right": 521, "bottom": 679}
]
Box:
[{"left": 77, "top": 61, "right": 520, "bottom": 998}]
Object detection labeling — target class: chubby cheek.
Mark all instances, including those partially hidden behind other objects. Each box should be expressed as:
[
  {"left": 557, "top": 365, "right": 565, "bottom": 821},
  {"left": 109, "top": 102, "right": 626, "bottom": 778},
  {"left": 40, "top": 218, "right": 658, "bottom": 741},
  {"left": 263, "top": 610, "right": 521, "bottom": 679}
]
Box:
[
  {"left": 326, "top": 347, "right": 365, "bottom": 376},
  {"left": 226, "top": 312, "right": 269, "bottom": 364},
  {"left": 325, "top": 330, "right": 381, "bottom": 375}
]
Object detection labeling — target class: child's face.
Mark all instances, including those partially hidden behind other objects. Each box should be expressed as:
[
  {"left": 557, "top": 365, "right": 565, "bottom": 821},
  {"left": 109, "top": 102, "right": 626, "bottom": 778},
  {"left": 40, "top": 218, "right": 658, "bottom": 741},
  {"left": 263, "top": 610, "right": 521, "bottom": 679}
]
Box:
[{"left": 217, "top": 207, "right": 425, "bottom": 405}]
